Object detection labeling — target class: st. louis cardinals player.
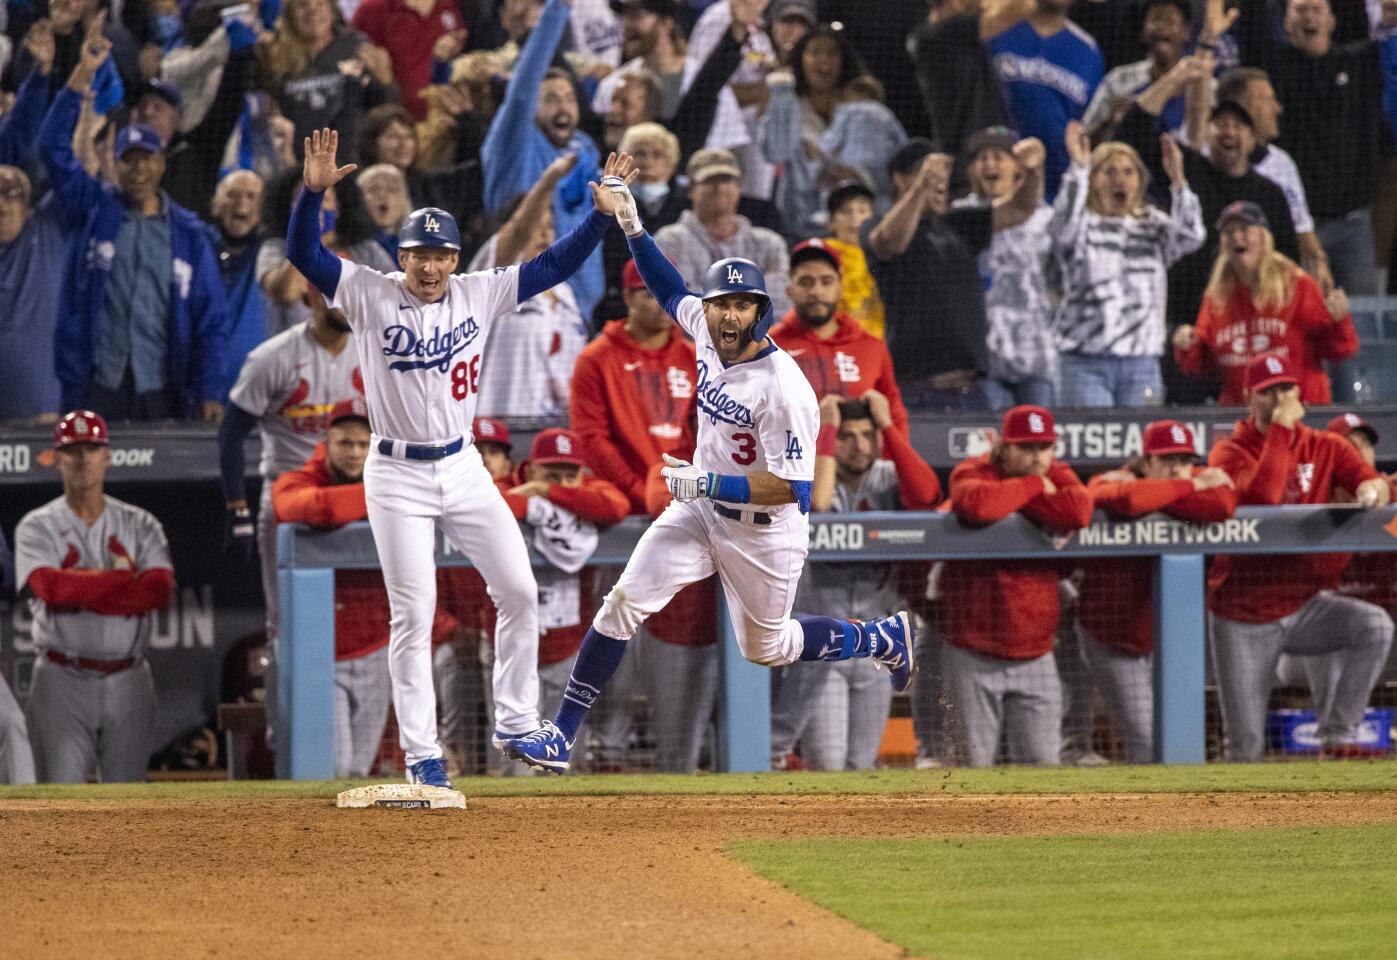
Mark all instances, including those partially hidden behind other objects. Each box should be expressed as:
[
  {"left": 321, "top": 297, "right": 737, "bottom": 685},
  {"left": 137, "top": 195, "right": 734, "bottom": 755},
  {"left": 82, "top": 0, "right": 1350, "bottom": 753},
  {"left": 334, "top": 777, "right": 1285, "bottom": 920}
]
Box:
[
  {"left": 15, "top": 411, "right": 175, "bottom": 782},
  {"left": 505, "top": 176, "right": 915, "bottom": 773},
  {"left": 286, "top": 128, "right": 635, "bottom": 788}
]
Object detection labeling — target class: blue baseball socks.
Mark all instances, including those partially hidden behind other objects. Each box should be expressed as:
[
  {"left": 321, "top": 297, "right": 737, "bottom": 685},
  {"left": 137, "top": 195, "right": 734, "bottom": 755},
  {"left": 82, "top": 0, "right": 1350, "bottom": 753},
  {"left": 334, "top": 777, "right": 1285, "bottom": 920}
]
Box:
[
  {"left": 554, "top": 627, "right": 629, "bottom": 743},
  {"left": 797, "top": 616, "right": 889, "bottom": 662}
]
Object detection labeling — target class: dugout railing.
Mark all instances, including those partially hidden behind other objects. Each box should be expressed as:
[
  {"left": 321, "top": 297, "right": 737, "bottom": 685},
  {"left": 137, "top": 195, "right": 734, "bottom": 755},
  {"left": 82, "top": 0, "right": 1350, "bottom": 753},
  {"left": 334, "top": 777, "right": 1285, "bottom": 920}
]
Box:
[{"left": 275, "top": 505, "right": 1397, "bottom": 780}]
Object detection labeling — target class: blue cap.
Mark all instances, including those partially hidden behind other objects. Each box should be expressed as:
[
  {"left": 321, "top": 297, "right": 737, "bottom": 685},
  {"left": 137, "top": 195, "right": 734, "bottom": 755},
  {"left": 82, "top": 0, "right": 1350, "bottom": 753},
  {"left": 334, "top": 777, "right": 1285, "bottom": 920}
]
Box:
[
  {"left": 398, "top": 207, "right": 461, "bottom": 251},
  {"left": 114, "top": 124, "right": 166, "bottom": 159}
]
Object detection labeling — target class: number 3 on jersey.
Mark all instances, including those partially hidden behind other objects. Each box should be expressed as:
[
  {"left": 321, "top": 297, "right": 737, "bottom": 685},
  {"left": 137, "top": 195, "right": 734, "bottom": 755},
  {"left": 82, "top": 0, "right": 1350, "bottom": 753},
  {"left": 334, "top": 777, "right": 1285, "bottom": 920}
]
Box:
[
  {"left": 451, "top": 356, "right": 481, "bottom": 400},
  {"left": 731, "top": 432, "right": 756, "bottom": 466}
]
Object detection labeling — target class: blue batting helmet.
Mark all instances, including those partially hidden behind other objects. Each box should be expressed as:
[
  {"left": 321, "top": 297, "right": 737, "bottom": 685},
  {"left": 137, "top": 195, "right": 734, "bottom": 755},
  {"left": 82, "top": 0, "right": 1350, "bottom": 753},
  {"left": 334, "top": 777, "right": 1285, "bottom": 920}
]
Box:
[
  {"left": 398, "top": 207, "right": 461, "bottom": 251},
  {"left": 701, "top": 257, "right": 775, "bottom": 341}
]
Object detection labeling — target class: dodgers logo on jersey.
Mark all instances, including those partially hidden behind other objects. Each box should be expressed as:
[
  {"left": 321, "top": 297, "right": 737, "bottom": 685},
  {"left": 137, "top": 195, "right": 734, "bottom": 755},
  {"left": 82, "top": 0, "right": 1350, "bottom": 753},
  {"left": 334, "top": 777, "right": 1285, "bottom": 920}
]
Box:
[
  {"left": 382, "top": 318, "right": 480, "bottom": 373},
  {"left": 694, "top": 359, "right": 754, "bottom": 427}
]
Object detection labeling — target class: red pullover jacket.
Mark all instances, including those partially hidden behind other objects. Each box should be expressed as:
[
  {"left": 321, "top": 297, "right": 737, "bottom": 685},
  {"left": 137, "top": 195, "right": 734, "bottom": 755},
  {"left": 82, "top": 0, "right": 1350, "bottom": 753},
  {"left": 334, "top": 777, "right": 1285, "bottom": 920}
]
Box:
[
  {"left": 1207, "top": 419, "right": 1379, "bottom": 622},
  {"left": 942, "top": 456, "right": 1093, "bottom": 659},
  {"left": 770, "top": 310, "right": 909, "bottom": 435}
]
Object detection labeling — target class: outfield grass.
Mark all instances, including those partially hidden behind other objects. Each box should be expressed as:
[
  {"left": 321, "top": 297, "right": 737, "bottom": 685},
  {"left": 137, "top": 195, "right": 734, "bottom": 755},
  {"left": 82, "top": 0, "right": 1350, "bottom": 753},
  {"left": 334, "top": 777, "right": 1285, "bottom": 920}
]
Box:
[
  {"left": 1, "top": 761, "right": 1395, "bottom": 801},
  {"left": 731, "top": 825, "right": 1397, "bottom": 960}
]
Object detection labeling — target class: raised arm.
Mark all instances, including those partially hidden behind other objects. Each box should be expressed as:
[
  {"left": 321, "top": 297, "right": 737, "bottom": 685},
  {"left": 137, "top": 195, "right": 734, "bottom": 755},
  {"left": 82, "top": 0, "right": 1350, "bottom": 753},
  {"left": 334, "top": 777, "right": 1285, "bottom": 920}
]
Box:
[
  {"left": 286, "top": 129, "right": 357, "bottom": 300},
  {"left": 1048, "top": 122, "right": 1092, "bottom": 255},
  {"left": 671, "top": 17, "right": 746, "bottom": 162},
  {"left": 482, "top": 0, "right": 571, "bottom": 215},
  {"left": 1160, "top": 135, "right": 1206, "bottom": 265},
  {"left": 867, "top": 151, "right": 947, "bottom": 261},
  {"left": 0, "top": 23, "right": 56, "bottom": 173},
  {"left": 993, "top": 136, "right": 1045, "bottom": 233},
  {"left": 979, "top": 0, "right": 1035, "bottom": 40},
  {"left": 496, "top": 153, "right": 579, "bottom": 267},
  {"left": 37, "top": 17, "right": 111, "bottom": 227},
  {"left": 516, "top": 152, "right": 635, "bottom": 303}
]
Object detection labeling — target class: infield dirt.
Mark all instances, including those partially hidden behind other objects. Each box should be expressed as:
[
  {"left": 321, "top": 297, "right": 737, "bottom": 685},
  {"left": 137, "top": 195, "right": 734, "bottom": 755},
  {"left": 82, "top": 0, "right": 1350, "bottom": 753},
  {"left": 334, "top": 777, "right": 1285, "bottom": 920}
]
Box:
[{"left": 5, "top": 790, "right": 1397, "bottom": 959}]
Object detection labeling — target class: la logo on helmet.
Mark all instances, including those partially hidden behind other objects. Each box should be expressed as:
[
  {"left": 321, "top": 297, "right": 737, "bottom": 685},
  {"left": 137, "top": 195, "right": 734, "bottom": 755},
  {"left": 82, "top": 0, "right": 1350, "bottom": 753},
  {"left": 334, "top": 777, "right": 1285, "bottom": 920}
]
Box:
[
  {"left": 726, "top": 265, "right": 744, "bottom": 285},
  {"left": 424, "top": 215, "right": 441, "bottom": 233}
]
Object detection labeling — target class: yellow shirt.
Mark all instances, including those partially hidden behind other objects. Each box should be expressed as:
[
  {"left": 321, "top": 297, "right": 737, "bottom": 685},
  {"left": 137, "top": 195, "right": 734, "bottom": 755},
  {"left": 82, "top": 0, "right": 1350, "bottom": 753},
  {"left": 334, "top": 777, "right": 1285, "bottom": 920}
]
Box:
[{"left": 825, "top": 238, "right": 885, "bottom": 339}]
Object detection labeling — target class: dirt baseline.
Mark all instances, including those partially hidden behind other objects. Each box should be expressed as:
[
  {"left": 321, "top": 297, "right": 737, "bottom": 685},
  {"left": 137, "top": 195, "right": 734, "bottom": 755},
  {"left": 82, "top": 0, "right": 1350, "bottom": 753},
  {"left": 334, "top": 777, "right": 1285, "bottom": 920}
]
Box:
[{"left": 5, "top": 790, "right": 1396, "bottom": 960}]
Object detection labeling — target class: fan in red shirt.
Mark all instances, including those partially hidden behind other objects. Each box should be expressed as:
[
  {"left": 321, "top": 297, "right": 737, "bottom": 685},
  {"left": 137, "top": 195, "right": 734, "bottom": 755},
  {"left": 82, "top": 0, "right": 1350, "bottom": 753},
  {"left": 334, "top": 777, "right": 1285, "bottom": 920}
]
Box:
[
  {"left": 1206, "top": 353, "right": 1393, "bottom": 762},
  {"left": 769, "top": 239, "right": 909, "bottom": 436},
  {"left": 351, "top": 0, "right": 465, "bottom": 120},
  {"left": 272, "top": 398, "right": 397, "bottom": 778},
  {"left": 1079, "top": 420, "right": 1237, "bottom": 763},
  {"left": 1171, "top": 201, "right": 1358, "bottom": 405},
  {"left": 941, "top": 405, "right": 1093, "bottom": 767},
  {"left": 569, "top": 258, "right": 719, "bottom": 772}
]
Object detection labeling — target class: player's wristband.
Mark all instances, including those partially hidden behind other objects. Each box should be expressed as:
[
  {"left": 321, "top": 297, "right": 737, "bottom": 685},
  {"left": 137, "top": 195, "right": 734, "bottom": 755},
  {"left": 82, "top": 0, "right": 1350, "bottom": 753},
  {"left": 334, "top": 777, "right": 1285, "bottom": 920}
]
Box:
[
  {"left": 705, "top": 473, "right": 751, "bottom": 503},
  {"left": 816, "top": 425, "right": 837, "bottom": 458}
]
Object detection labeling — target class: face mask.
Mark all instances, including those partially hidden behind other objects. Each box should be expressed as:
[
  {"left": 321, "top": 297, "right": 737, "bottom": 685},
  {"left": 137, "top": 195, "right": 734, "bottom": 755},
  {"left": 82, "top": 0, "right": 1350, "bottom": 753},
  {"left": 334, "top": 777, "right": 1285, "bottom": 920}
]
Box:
[
  {"left": 632, "top": 181, "right": 669, "bottom": 205},
  {"left": 320, "top": 207, "right": 338, "bottom": 236}
]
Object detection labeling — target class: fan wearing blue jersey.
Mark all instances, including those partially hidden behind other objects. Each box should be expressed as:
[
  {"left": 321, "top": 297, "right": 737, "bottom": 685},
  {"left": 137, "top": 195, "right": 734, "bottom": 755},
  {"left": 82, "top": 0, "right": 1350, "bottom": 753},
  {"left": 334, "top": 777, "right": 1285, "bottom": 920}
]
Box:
[{"left": 985, "top": 0, "right": 1105, "bottom": 200}]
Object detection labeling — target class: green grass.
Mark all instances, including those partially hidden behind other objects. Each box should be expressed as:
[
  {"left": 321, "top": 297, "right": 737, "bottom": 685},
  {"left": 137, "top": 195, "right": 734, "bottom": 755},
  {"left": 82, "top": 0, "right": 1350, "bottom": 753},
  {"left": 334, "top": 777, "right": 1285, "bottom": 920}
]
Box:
[
  {"left": 731, "top": 825, "right": 1397, "bottom": 960},
  {"left": 1, "top": 761, "right": 1395, "bottom": 801}
]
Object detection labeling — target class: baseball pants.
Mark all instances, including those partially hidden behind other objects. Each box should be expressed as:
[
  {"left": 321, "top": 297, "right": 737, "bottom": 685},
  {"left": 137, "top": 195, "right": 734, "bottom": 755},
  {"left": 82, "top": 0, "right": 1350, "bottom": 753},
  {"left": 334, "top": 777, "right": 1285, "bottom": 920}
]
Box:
[
  {"left": 334, "top": 646, "right": 391, "bottom": 779},
  {"left": 594, "top": 499, "right": 807, "bottom": 667},
  {"left": 484, "top": 654, "right": 578, "bottom": 777},
  {"left": 942, "top": 642, "right": 1062, "bottom": 768},
  {"left": 799, "top": 658, "right": 893, "bottom": 771},
  {"left": 1081, "top": 633, "right": 1154, "bottom": 764},
  {"left": 586, "top": 567, "right": 644, "bottom": 770},
  {"left": 434, "top": 638, "right": 487, "bottom": 775},
  {"left": 0, "top": 676, "right": 36, "bottom": 785},
  {"left": 26, "top": 658, "right": 155, "bottom": 783},
  {"left": 909, "top": 615, "right": 953, "bottom": 765},
  {"left": 633, "top": 631, "right": 719, "bottom": 773},
  {"left": 366, "top": 445, "right": 540, "bottom": 767},
  {"left": 770, "top": 661, "right": 827, "bottom": 763},
  {"left": 256, "top": 483, "right": 280, "bottom": 746},
  {"left": 1210, "top": 591, "right": 1393, "bottom": 762},
  {"left": 1055, "top": 622, "right": 1100, "bottom": 763}
]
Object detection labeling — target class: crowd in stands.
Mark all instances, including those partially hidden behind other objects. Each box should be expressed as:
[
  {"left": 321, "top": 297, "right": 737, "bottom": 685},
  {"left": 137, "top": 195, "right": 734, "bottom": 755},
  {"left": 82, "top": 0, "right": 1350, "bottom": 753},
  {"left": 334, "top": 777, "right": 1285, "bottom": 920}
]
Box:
[{"left": 3, "top": 0, "right": 1397, "bottom": 779}]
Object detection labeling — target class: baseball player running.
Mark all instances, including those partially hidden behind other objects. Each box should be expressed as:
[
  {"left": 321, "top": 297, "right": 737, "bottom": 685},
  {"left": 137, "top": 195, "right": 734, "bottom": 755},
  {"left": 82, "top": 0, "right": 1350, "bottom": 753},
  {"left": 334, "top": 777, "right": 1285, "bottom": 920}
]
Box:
[
  {"left": 505, "top": 177, "right": 915, "bottom": 774},
  {"left": 286, "top": 129, "right": 634, "bottom": 789},
  {"left": 14, "top": 411, "right": 175, "bottom": 782}
]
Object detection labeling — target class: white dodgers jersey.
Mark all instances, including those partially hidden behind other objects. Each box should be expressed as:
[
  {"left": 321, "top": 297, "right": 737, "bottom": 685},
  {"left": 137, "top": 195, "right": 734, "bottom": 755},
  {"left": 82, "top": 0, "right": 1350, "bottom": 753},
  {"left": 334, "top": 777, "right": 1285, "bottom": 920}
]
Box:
[
  {"left": 228, "top": 321, "right": 363, "bottom": 478},
  {"left": 673, "top": 296, "right": 817, "bottom": 515},
  {"left": 330, "top": 260, "right": 521, "bottom": 444},
  {"left": 14, "top": 496, "right": 173, "bottom": 659}
]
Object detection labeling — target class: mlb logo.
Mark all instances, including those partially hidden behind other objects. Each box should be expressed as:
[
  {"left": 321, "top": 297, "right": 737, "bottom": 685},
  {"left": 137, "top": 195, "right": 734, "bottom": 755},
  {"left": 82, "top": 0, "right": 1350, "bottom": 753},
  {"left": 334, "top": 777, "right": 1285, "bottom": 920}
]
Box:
[{"left": 948, "top": 427, "right": 995, "bottom": 459}]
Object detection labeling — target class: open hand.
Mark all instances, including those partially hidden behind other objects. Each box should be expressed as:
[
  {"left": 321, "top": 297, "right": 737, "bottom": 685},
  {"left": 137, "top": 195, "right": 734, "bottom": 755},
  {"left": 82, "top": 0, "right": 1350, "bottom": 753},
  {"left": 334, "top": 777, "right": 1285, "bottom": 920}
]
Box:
[
  {"left": 433, "top": 28, "right": 468, "bottom": 63},
  {"left": 26, "top": 19, "right": 56, "bottom": 75},
  {"left": 302, "top": 128, "right": 357, "bottom": 192},
  {"left": 861, "top": 389, "right": 893, "bottom": 430},
  {"left": 1324, "top": 286, "right": 1350, "bottom": 322},
  {"left": 591, "top": 151, "right": 641, "bottom": 232},
  {"left": 1161, "top": 133, "right": 1186, "bottom": 187}
]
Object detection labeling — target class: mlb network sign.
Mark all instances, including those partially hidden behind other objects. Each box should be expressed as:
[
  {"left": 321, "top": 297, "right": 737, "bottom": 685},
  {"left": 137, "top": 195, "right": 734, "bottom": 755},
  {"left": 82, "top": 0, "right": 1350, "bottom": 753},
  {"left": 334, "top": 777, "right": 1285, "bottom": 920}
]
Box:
[{"left": 948, "top": 419, "right": 1213, "bottom": 461}]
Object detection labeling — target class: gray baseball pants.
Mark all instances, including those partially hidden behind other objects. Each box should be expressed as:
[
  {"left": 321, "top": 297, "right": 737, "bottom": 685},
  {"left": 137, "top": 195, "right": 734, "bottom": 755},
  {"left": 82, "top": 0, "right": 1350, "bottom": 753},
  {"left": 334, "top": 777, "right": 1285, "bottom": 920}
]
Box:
[
  {"left": 1211, "top": 591, "right": 1393, "bottom": 762},
  {"left": 26, "top": 658, "right": 155, "bottom": 783},
  {"left": 909, "top": 617, "right": 953, "bottom": 765},
  {"left": 771, "top": 660, "right": 827, "bottom": 762},
  {"left": 334, "top": 646, "right": 391, "bottom": 779},
  {"left": 799, "top": 658, "right": 892, "bottom": 771},
  {"left": 1055, "top": 622, "right": 1099, "bottom": 762},
  {"left": 0, "top": 675, "right": 36, "bottom": 784},
  {"left": 1080, "top": 632, "right": 1154, "bottom": 764},
  {"left": 942, "top": 642, "right": 1062, "bottom": 767},
  {"left": 631, "top": 632, "right": 718, "bottom": 773},
  {"left": 257, "top": 484, "right": 279, "bottom": 746}
]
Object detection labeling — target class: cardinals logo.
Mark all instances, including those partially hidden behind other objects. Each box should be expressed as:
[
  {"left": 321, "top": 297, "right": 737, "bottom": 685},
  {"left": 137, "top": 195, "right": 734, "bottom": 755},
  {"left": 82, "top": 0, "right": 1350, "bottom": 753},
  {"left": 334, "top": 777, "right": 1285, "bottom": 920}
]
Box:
[
  {"left": 108, "top": 535, "right": 134, "bottom": 571},
  {"left": 352, "top": 367, "right": 364, "bottom": 394},
  {"left": 278, "top": 378, "right": 310, "bottom": 414}
]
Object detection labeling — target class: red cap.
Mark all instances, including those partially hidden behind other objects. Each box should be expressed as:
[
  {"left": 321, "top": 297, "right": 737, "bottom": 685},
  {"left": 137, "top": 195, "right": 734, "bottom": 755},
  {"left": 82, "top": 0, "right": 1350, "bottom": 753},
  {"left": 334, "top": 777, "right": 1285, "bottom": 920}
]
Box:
[
  {"left": 790, "top": 237, "right": 842, "bottom": 272},
  {"left": 328, "top": 396, "right": 370, "bottom": 428},
  {"left": 473, "top": 417, "right": 511, "bottom": 449},
  {"left": 1000, "top": 405, "right": 1055, "bottom": 445},
  {"left": 53, "top": 410, "right": 110, "bottom": 449},
  {"left": 530, "top": 427, "right": 585, "bottom": 467},
  {"left": 1244, "top": 352, "right": 1298, "bottom": 393},
  {"left": 1143, "top": 419, "right": 1197, "bottom": 457},
  {"left": 622, "top": 259, "right": 645, "bottom": 291},
  {"left": 1326, "top": 412, "right": 1379, "bottom": 444}
]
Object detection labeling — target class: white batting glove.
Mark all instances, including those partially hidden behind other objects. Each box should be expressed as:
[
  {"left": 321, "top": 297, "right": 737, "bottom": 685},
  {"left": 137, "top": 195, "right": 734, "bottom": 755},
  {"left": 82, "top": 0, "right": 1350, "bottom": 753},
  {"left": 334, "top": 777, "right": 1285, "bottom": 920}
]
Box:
[
  {"left": 602, "top": 175, "right": 644, "bottom": 237},
  {"left": 661, "top": 453, "right": 710, "bottom": 502}
]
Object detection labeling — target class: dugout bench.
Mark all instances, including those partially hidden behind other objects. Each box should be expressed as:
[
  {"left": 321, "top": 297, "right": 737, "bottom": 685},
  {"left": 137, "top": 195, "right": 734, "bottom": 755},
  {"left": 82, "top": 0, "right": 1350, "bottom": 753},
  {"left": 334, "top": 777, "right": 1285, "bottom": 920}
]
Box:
[{"left": 275, "top": 505, "right": 1397, "bottom": 780}]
